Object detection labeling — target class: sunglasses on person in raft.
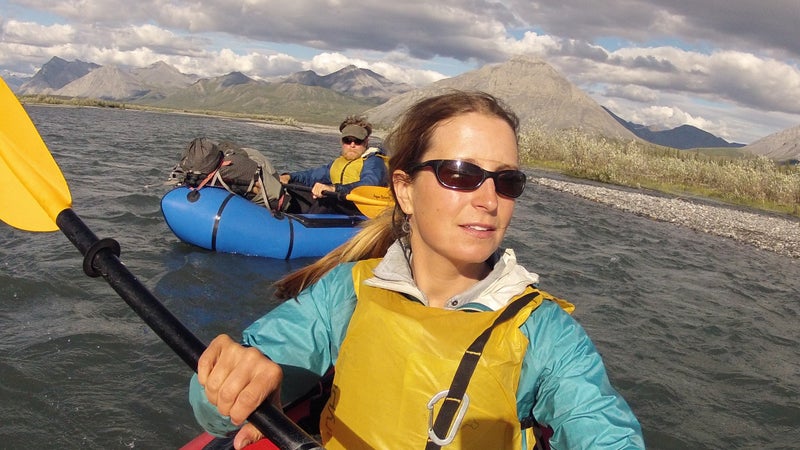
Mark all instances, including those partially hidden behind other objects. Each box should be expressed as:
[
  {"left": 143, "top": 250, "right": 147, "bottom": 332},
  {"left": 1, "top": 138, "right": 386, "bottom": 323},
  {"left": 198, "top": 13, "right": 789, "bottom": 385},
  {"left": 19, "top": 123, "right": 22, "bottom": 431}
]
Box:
[
  {"left": 409, "top": 159, "right": 527, "bottom": 198},
  {"left": 341, "top": 136, "right": 365, "bottom": 145}
]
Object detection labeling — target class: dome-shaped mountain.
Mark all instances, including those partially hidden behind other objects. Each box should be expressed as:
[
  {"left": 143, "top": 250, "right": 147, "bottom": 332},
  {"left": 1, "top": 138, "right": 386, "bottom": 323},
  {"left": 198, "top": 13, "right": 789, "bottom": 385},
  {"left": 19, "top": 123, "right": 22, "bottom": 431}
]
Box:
[{"left": 364, "top": 55, "right": 637, "bottom": 140}]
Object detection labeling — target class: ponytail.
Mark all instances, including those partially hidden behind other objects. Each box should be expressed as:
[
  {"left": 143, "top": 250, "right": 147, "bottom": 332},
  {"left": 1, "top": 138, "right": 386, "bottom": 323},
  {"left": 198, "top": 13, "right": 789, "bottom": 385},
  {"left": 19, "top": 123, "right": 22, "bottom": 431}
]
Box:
[{"left": 273, "top": 206, "right": 401, "bottom": 300}]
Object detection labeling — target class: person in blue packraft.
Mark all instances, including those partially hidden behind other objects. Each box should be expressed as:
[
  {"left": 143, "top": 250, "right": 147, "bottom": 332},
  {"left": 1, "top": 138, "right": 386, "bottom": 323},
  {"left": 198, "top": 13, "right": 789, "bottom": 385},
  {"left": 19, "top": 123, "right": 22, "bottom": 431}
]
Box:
[
  {"left": 190, "top": 91, "right": 645, "bottom": 449},
  {"left": 279, "top": 115, "right": 388, "bottom": 214}
]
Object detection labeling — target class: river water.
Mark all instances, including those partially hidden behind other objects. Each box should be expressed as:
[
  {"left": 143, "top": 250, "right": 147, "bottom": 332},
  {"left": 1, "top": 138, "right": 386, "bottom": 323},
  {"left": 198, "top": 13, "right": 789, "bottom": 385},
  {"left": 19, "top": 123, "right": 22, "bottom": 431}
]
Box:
[{"left": 1, "top": 105, "right": 798, "bottom": 449}]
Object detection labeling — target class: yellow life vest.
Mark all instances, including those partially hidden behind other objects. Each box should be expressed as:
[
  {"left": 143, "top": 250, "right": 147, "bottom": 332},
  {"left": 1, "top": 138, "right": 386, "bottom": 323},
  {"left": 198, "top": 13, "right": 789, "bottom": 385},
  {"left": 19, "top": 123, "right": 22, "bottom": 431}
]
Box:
[
  {"left": 320, "top": 259, "right": 568, "bottom": 449},
  {"left": 329, "top": 155, "right": 363, "bottom": 185},
  {"left": 328, "top": 148, "right": 389, "bottom": 185}
]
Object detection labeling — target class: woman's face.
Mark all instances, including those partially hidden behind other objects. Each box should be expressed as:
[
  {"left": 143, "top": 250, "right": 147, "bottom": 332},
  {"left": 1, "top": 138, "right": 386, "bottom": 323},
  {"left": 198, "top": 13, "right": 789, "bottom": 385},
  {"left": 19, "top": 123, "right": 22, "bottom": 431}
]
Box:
[{"left": 394, "top": 112, "right": 519, "bottom": 271}]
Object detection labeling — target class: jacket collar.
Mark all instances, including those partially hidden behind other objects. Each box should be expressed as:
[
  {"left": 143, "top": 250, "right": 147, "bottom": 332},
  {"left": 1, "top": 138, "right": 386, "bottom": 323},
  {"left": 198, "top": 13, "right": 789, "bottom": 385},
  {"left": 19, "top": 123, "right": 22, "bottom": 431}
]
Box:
[{"left": 366, "top": 240, "right": 540, "bottom": 311}]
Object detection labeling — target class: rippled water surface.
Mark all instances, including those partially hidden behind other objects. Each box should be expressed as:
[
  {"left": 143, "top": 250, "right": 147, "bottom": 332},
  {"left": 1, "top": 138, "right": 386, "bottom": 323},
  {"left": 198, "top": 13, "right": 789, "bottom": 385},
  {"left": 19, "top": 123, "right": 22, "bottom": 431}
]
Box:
[{"left": 1, "top": 106, "right": 798, "bottom": 449}]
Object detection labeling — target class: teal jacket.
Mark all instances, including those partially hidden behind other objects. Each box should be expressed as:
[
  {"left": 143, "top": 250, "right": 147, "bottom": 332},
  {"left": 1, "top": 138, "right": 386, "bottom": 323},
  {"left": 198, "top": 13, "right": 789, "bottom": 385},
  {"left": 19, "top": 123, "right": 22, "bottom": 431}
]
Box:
[{"left": 190, "top": 248, "right": 645, "bottom": 449}]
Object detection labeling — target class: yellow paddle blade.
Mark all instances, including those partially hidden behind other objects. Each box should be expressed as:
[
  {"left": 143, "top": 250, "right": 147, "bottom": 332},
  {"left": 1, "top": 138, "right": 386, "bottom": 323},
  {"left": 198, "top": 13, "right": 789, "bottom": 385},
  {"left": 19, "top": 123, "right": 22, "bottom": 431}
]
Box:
[
  {"left": 350, "top": 202, "right": 385, "bottom": 218},
  {"left": 0, "top": 78, "right": 72, "bottom": 231},
  {"left": 347, "top": 185, "right": 394, "bottom": 218}
]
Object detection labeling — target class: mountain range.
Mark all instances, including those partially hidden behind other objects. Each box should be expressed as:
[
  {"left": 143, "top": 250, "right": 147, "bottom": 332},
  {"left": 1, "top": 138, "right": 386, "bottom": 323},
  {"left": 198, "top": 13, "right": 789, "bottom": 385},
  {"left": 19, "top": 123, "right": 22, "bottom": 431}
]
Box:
[
  {"left": 10, "top": 56, "right": 799, "bottom": 160},
  {"left": 17, "top": 57, "right": 100, "bottom": 93},
  {"left": 603, "top": 107, "right": 745, "bottom": 149}
]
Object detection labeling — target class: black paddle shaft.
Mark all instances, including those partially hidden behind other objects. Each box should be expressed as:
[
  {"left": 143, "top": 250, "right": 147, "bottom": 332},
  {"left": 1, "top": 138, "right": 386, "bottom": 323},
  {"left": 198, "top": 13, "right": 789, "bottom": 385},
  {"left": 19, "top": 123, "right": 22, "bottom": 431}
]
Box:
[
  {"left": 55, "top": 208, "right": 323, "bottom": 450},
  {"left": 283, "top": 183, "right": 347, "bottom": 201}
]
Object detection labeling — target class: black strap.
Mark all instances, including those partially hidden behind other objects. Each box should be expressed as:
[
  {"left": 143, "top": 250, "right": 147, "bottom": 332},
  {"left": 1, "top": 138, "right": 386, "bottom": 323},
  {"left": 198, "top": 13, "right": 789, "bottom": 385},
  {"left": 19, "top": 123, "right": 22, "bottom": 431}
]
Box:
[
  {"left": 211, "top": 192, "right": 235, "bottom": 251},
  {"left": 425, "top": 290, "right": 540, "bottom": 449},
  {"left": 284, "top": 215, "right": 295, "bottom": 260}
]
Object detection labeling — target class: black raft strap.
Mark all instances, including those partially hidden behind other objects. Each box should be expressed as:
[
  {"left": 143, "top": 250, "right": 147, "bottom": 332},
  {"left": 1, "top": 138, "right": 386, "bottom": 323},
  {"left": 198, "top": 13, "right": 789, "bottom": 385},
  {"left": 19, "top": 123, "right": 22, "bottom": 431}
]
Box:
[{"left": 425, "top": 290, "right": 540, "bottom": 450}]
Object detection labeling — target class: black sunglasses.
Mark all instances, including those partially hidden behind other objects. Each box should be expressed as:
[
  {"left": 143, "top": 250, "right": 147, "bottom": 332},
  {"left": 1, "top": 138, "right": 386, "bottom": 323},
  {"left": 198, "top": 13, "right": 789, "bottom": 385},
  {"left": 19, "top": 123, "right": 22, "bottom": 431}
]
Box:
[
  {"left": 409, "top": 159, "right": 526, "bottom": 198},
  {"left": 342, "top": 136, "right": 365, "bottom": 145}
]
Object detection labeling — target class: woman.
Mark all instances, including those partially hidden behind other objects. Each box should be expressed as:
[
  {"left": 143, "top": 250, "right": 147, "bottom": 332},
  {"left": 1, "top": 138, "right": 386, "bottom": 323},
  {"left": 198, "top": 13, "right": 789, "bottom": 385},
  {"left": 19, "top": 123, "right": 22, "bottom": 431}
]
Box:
[{"left": 190, "top": 91, "right": 644, "bottom": 449}]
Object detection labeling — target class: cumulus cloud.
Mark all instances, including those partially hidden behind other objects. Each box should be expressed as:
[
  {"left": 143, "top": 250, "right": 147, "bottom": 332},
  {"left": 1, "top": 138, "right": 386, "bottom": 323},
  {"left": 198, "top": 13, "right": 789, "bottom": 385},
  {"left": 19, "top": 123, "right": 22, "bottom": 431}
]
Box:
[
  {"left": 2, "top": 19, "right": 76, "bottom": 47},
  {"left": 702, "top": 51, "right": 800, "bottom": 114},
  {"left": 634, "top": 106, "right": 697, "bottom": 129},
  {"left": 547, "top": 44, "right": 800, "bottom": 119},
  {"left": 307, "top": 53, "right": 363, "bottom": 75},
  {"left": 605, "top": 84, "right": 660, "bottom": 103},
  {"left": 507, "top": 0, "right": 800, "bottom": 59}
]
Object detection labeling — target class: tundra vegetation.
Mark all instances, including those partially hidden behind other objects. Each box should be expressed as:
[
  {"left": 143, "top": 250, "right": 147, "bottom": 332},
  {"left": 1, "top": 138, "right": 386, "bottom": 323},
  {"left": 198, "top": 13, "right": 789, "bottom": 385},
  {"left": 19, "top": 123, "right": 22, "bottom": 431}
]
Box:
[{"left": 519, "top": 126, "right": 800, "bottom": 217}]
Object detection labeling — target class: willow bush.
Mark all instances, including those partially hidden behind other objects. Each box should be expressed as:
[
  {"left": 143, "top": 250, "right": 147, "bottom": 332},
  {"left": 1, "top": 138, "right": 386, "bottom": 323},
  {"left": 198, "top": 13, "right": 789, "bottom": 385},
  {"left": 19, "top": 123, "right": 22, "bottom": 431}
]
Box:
[{"left": 519, "top": 126, "right": 800, "bottom": 216}]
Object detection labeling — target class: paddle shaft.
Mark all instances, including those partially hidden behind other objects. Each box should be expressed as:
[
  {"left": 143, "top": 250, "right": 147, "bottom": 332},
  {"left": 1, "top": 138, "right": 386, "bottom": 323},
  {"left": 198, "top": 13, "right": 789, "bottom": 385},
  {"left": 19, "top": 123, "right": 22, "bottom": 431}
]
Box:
[
  {"left": 284, "top": 183, "right": 392, "bottom": 208},
  {"left": 284, "top": 183, "right": 345, "bottom": 201},
  {"left": 56, "top": 208, "right": 323, "bottom": 450}
]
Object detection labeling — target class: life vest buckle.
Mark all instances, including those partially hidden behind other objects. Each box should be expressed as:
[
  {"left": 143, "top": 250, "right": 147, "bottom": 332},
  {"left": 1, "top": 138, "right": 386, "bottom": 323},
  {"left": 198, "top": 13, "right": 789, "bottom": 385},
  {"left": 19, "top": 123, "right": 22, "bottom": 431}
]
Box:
[{"left": 426, "top": 390, "right": 470, "bottom": 446}]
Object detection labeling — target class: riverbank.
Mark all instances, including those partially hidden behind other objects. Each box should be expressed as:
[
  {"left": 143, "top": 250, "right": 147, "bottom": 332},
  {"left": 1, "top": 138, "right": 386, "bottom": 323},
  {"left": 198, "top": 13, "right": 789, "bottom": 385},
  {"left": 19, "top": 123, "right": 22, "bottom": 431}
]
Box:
[{"left": 532, "top": 176, "right": 800, "bottom": 259}]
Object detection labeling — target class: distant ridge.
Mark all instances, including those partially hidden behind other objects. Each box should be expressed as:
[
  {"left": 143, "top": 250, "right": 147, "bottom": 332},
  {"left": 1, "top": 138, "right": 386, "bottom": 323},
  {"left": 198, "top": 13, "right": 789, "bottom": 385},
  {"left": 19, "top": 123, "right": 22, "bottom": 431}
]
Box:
[
  {"left": 19, "top": 57, "right": 197, "bottom": 100},
  {"left": 283, "top": 65, "right": 412, "bottom": 101},
  {"left": 15, "top": 58, "right": 407, "bottom": 125},
  {"left": 0, "top": 72, "right": 27, "bottom": 91},
  {"left": 55, "top": 65, "right": 149, "bottom": 100},
  {"left": 138, "top": 72, "right": 383, "bottom": 125},
  {"left": 19, "top": 56, "right": 100, "bottom": 94},
  {"left": 131, "top": 61, "right": 199, "bottom": 91},
  {"left": 217, "top": 72, "right": 253, "bottom": 88},
  {"left": 364, "top": 55, "right": 638, "bottom": 140},
  {"left": 603, "top": 106, "right": 746, "bottom": 149},
  {"left": 743, "top": 124, "right": 800, "bottom": 162}
]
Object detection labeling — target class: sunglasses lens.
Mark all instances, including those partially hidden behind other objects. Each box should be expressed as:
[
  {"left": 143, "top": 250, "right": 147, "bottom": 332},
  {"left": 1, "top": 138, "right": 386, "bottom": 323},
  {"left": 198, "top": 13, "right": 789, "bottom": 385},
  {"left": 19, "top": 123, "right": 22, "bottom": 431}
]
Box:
[
  {"left": 496, "top": 171, "right": 526, "bottom": 198},
  {"left": 342, "top": 137, "right": 364, "bottom": 145},
  {"left": 437, "top": 160, "right": 484, "bottom": 189}
]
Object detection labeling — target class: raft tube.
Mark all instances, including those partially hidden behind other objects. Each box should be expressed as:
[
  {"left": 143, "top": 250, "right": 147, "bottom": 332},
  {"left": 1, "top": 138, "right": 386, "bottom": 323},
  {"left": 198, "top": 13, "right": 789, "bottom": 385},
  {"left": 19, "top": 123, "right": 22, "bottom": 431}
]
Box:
[{"left": 161, "top": 186, "right": 365, "bottom": 259}]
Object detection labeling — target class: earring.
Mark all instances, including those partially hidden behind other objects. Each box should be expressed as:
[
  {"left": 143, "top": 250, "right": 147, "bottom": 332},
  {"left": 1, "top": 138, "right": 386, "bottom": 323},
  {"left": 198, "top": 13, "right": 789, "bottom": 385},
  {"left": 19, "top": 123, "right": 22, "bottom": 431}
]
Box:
[{"left": 401, "top": 214, "right": 411, "bottom": 234}]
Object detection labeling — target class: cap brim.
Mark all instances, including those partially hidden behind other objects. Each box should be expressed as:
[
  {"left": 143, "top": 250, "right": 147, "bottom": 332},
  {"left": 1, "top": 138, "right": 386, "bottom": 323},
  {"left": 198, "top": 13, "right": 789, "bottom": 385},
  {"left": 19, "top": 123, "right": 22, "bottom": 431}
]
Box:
[{"left": 340, "top": 124, "right": 368, "bottom": 140}]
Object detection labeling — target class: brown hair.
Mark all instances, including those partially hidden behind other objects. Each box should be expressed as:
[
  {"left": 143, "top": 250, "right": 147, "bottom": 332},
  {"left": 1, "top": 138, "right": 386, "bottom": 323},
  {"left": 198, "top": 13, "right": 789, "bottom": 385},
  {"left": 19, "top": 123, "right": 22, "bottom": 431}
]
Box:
[
  {"left": 273, "top": 90, "right": 519, "bottom": 300},
  {"left": 339, "top": 115, "right": 373, "bottom": 137}
]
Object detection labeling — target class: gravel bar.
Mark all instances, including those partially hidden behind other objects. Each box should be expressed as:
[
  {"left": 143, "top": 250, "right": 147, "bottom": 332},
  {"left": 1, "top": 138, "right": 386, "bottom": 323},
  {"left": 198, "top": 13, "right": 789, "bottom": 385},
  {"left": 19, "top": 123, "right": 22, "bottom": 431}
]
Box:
[{"left": 532, "top": 177, "right": 800, "bottom": 259}]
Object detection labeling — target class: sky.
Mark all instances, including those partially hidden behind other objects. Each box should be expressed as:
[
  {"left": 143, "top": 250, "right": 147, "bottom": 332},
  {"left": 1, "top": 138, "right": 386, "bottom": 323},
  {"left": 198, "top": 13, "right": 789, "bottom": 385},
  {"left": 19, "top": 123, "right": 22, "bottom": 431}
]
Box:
[{"left": 1, "top": 1, "right": 799, "bottom": 144}]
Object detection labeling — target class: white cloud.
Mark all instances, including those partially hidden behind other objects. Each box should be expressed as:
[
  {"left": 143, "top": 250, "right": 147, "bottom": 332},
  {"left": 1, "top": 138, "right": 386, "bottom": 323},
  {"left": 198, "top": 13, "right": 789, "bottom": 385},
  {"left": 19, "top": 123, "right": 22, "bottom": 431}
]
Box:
[
  {"left": 604, "top": 84, "right": 659, "bottom": 103},
  {"left": 634, "top": 106, "right": 705, "bottom": 131},
  {"left": 2, "top": 19, "right": 75, "bottom": 47},
  {"left": 307, "top": 53, "right": 360, "bottom": 75},
  {"left": 306, "top": 52, "right": 446, "bottom": 86},
  {"left": 702, "top": 51, "right": 800, "bottom": 114},
  {"left": 4, "top": 0, "right": 800, "bottom": 143},
  {"left": 371, "top": 63, "right": 447, "bottom": 86},
  {"left": 500, "top": 31, "right": 561, "bottom": 58}
]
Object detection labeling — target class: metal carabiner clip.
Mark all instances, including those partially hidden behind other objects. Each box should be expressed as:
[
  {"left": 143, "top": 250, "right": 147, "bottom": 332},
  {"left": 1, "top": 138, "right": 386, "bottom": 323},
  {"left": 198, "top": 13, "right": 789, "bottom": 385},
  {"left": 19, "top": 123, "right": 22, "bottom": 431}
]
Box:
[{"left": 427, "top": 390, "right": 470, "bottom": 446}]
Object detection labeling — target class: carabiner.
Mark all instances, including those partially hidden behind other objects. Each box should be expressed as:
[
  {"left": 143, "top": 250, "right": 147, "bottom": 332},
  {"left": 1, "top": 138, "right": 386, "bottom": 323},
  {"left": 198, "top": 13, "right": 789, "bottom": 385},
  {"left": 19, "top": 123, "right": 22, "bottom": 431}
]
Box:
[{"left": 427, "top": 390, "right": 470, "bottom": 446}]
